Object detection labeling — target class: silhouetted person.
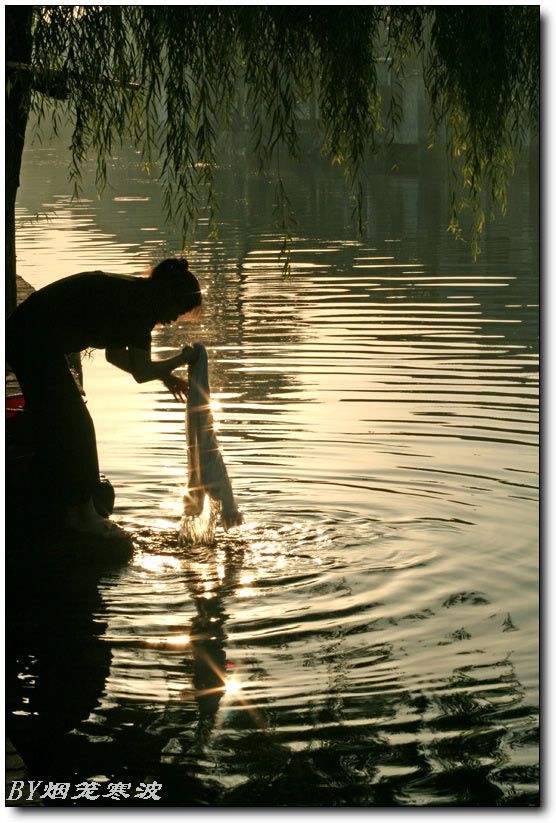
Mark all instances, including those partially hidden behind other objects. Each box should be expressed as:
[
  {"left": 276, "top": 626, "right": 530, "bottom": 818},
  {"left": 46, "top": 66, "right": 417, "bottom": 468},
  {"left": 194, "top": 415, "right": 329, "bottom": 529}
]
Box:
[{"left": 6, "top": 257, "right": 202, "bottom": 538}]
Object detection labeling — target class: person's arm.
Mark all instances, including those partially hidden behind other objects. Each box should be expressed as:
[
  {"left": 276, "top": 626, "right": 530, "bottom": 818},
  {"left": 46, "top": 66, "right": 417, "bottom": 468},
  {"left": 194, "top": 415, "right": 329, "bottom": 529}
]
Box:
[{"left": 106, "top": 345, "right": 196, "bottom": 383}]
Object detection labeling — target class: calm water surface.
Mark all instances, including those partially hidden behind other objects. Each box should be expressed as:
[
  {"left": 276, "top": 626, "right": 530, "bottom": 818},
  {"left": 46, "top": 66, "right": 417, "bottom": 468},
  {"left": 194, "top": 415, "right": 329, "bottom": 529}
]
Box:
[{"left": 9, "top": 143, "right": 539, "bottom": 806}]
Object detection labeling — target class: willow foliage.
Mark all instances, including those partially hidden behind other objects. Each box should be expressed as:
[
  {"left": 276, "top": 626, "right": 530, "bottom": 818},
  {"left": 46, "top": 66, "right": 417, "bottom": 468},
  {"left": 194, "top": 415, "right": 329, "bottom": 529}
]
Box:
[{"left": 26, "top": 6, "right": 538, "bottom": 255}]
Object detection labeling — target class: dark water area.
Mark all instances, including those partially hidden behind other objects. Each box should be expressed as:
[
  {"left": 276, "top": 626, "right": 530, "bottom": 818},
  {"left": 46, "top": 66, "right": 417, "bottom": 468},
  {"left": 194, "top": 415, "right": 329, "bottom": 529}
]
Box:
[{"left": 8, "top": 138, "right": 539, "bottom": 806}]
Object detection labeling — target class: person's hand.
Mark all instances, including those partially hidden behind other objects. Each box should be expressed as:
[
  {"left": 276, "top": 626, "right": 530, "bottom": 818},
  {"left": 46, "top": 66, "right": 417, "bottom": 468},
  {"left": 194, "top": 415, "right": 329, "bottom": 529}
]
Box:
[
  {"left": 162, "top": 374, "right": 188, "bottom": 403},
  {"left": 181, "top": 344, "right": 200, "bottom": 366}
]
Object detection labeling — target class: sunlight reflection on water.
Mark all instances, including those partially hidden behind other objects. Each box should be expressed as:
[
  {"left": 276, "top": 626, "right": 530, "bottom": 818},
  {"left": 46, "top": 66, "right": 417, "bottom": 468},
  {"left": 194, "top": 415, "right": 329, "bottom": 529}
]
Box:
[{"left": 9, "top": 143, "right": 539, "bottom": 806}]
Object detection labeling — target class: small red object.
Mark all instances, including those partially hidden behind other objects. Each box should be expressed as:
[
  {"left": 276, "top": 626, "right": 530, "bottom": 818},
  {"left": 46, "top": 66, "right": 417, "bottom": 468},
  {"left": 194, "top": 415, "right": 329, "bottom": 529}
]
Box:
[{"left": 6, "top": 394, "right": 25, "bottom": 419}]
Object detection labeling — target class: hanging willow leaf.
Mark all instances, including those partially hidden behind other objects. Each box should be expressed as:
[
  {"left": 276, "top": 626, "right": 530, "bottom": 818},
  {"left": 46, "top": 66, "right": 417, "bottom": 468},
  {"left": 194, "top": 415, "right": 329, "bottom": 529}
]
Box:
[{"left": 11, "top": 6, "right": 539, "bottom": 254}]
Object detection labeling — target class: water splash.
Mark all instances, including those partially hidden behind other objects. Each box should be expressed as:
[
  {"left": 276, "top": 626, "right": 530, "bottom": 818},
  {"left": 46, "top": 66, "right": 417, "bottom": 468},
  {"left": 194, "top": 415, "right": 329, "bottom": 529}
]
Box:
[{"left": 179, "top": 494, "right": 219, "bottom": 546}]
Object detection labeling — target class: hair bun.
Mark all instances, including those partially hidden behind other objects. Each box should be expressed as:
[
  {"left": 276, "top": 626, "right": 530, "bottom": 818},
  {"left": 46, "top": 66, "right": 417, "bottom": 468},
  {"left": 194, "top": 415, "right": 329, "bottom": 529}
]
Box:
[
  {"left": 151, "top": 257, "right": 190, "bottom": 280},
  {"left": 170, "top": 256, "right": 189, "bottom": 274}
]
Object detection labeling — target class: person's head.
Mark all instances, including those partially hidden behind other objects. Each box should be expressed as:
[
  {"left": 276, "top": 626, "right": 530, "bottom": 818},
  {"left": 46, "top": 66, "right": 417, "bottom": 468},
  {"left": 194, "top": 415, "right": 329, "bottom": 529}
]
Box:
[{"left": 148, "top": 257, "right": 202, "bottom": 324}]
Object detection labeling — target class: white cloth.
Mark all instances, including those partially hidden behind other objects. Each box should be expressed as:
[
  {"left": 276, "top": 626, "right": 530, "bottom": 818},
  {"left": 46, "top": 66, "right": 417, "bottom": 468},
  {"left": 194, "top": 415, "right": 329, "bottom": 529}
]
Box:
[{"left": 182, "top": 343, "right": 242, "bottom": 530}]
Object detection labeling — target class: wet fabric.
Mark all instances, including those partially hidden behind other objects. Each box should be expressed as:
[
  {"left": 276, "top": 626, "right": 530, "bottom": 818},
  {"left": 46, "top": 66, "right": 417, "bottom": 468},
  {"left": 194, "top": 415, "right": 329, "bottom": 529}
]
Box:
[{"left": 183, "top": 344, "right": 242, "bottom": 530}]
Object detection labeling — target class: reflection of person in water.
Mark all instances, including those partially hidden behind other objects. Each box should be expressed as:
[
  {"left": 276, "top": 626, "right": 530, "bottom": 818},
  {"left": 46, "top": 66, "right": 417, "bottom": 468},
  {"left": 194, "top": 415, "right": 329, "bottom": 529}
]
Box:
[
  {"left": 6, "top": 555, "right": 112, "bottom": 787},
  {"left": 6, "top": 257, "right": 202, "bottom": 539}
]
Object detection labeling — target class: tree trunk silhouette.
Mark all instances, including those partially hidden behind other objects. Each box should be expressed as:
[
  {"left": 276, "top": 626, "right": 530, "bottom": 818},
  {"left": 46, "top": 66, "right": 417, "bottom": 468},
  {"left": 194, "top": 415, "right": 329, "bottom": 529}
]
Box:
[{"left": 6, "top": 7, "right": 33, "bottom": 317}]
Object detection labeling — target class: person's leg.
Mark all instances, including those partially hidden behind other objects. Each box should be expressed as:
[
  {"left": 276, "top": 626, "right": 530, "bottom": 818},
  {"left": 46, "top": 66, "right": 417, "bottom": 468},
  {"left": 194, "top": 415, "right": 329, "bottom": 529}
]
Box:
[
  {"left": 47, "top": 357, "right": 127, "bottom": 537},
  {"left": 55, "top": 362, "right": 100, "bottom": 505},
  {"left": 10, "top": 349, "right": 124, "bottom": 538}
]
